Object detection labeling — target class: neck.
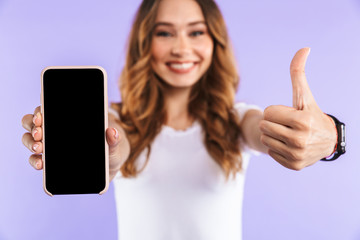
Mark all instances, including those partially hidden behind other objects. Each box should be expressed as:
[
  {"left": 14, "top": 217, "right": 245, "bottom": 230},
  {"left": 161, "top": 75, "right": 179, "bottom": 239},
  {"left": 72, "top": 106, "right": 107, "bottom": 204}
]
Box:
[{"left": 163, "top": 86, "right": 194, "bottom": 130}]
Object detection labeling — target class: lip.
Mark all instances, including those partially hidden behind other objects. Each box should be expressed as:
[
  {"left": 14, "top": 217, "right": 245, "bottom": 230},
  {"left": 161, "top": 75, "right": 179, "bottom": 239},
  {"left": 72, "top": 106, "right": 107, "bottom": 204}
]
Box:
[{"left": 166, "top": 61, "right": 199, "bottom": 74}]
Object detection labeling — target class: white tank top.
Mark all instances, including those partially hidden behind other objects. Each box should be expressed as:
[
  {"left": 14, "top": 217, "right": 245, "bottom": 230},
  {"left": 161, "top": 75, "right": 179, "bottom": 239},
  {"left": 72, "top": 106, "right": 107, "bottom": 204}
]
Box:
[{"left": 109, "top": 102, "right": 261, "bottom": 240}]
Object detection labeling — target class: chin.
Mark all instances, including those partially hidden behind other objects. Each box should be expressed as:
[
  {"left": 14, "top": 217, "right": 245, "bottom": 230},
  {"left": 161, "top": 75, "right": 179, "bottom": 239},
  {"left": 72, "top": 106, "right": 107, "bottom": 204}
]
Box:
[
  {"left": 157, "top": 75, "right": 200, "bottom": 89},
  {"left": 167, "top": 81, "right": 200, "bottom": 89}
]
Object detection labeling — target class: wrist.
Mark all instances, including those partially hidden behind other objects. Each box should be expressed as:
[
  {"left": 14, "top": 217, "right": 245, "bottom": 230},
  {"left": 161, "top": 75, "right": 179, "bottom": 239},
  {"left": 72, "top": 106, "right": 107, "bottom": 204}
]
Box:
[
  {"left": 324, "top": 114, "right": 338, "bottom": 158},
  {"left": 109, "top": 167, "right": 121, "bottom": 182}
]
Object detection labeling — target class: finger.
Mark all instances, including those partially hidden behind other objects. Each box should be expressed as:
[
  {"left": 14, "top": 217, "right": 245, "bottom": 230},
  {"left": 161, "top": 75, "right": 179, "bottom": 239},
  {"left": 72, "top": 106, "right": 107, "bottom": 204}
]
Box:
[
  {"left": 268, "top": 149, "right": 297, "bottom": 170},
  {"left": 29, "top": 154, "right": 43, "bottom": 170},
  {"left": 290, "top": 47, "right": 316, "bottom": 110},
  {"left": 33, "top": 106, "right": 42, "bottom": 127},
  {"left": 32, "top": 126, "right": 43, "bottom": 142},
  {"left": 106, "top": 127, "right": 121, "bottom": 155},
  {"left": 263, "top": 105, "right": 298, "bottom": 128},
  {"left": 22, "top": 132, "right": 43, "bottom": 154},
  {"left": 259, "top": 120, "right": 294, "bottom": 144},
  {"left": 22, "top": 114, "right": 34, "bottom": 132},
  {"left": 33, "top": 106, "right": 41, "bottom": 115},
  {"left": 260, "top": 134, "right": 288, "bottom": 153}
]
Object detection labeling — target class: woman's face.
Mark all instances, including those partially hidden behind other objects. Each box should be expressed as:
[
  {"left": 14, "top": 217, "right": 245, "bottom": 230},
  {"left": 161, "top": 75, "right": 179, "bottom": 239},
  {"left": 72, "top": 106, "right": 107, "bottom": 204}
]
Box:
[{"left": 151, "top": 0, "right": 214, "bottom": 88}]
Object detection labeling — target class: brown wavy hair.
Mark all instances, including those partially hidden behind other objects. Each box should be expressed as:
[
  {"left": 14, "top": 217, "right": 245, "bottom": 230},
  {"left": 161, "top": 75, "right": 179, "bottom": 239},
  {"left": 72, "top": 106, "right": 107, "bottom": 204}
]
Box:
[{"left": 111, "top": 0, "right": 243, "bottom": 180}]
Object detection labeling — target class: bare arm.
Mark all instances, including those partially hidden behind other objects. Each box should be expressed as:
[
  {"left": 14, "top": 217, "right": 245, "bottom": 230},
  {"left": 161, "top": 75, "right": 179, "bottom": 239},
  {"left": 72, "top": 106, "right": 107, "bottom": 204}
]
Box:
[{"left": 240, "top": 109, "right": 268, "bottom": 154}]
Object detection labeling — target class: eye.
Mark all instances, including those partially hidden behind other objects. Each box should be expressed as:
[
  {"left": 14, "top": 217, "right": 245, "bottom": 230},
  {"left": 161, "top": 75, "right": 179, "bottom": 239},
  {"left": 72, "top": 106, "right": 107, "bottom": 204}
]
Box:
[
  {"left": 155, "top": 31, "right": 172, "bottom": 37},
  {"left": 190, "top": 31, "right": 204, "bottom": 37}
]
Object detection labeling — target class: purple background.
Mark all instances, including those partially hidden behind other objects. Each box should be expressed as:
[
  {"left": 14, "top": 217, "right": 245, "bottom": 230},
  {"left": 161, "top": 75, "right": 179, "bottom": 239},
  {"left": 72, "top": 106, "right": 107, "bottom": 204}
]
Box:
[{"left": 1, "top": 0, "right": 359, "bottom": 239}]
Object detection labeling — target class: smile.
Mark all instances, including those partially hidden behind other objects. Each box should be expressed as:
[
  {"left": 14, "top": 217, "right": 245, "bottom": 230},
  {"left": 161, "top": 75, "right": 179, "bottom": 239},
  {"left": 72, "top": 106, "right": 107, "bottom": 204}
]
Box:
[{"left": 166, "top": 62, "right": 198, "bottom": 73}]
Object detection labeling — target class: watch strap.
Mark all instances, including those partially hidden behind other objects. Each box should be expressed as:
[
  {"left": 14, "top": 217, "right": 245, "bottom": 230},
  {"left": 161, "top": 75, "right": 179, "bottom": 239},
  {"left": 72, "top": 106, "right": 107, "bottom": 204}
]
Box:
[{"left": 321, "top": 114, "right": 346, "bottom": 161}]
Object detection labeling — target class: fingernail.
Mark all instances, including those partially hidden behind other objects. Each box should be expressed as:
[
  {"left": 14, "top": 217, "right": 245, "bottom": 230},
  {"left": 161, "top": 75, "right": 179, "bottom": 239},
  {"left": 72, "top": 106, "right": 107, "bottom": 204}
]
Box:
[
  {"left": 32, "top": 129, "right": 38, "bottom": 138},
  {"left": 35, "top": 161, "right": 40, "bottom": 169},
  {"left": 33, "top": 143, "right": 39, "bottom": 152},
  {"left": 113, "top": 128, "right": 119, "bottom": 139}
]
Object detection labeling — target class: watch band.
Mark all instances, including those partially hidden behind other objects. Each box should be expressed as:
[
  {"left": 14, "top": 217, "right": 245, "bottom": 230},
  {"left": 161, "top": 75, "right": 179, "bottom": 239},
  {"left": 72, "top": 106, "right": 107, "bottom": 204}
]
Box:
[{"left": 321, "top": 114, "right": 346, "bottom": 161}]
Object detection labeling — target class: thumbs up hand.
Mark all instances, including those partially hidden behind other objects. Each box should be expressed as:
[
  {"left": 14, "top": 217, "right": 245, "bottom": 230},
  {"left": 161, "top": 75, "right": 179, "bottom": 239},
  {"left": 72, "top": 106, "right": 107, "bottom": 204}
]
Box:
[{"left": 259, "top": 48, "right": 337, "bottom": 170}]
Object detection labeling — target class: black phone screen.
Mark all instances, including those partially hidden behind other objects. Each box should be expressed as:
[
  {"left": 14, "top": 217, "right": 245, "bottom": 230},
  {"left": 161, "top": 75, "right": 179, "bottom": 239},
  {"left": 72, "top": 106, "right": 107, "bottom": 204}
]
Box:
[{"left": 42, "top": 68, "right": 107, "bottom": 195}]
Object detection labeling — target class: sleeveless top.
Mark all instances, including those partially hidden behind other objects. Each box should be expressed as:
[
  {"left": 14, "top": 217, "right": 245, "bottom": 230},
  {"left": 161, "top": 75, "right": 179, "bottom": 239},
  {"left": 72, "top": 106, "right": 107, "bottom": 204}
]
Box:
[{"left": 109, "top": 102, "right": 261, "bottom": 240}]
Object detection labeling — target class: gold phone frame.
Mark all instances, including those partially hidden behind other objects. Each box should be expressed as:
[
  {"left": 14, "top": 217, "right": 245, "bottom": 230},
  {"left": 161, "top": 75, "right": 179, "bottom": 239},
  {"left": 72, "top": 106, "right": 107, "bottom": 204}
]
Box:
[{"left": 40, "top": 66, "right": 109, "bottom": 196}]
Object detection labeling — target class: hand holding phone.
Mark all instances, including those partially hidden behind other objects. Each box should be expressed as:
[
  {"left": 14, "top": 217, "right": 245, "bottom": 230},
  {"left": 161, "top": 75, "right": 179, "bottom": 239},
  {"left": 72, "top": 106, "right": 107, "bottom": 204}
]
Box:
[
  {"left": 21, "top": 105, "right": 131, "bottom": 195},
  {"left": 21, "top": 66, "right": 131, "bottom": 196},
  {"left": 40, "top": 66, "right": 110, "bottom": 195}
]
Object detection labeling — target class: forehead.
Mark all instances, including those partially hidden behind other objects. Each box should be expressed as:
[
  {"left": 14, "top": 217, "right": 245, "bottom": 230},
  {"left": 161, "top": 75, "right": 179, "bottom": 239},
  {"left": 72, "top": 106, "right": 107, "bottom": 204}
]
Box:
[{"left": 156, "top": 0, "right": 205, "bottom": 24}]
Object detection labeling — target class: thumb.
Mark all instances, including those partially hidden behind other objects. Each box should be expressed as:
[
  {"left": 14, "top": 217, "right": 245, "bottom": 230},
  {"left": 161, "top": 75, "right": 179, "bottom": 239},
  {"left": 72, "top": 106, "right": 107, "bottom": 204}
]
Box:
[
  {"left": 106, "top": 127, "right": 130, "bottom": 173},
  {"left": 106, "top": 127, "right": 121, "bottom": 155},
  {"left": 290, "top": 47, "right": 316, "bottom": 110}
]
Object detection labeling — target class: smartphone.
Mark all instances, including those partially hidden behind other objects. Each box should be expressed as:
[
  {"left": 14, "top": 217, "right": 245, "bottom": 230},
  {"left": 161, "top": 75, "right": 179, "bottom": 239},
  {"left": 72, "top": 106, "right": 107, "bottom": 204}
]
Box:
[{"left": 41, "top": 66, "right": 109, "bottom": 196}]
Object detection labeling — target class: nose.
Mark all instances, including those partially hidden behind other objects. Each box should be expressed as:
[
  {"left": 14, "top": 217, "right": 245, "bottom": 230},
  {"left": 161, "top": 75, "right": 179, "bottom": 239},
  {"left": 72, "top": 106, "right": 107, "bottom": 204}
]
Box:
[{"left": 171, "top": 33, "right": 191, "bottom": 57}]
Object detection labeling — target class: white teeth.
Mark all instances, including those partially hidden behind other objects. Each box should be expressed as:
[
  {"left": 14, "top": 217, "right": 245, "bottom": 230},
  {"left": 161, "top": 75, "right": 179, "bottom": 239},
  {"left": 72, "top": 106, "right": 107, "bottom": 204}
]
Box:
[{"left": 169, "top": 62, "right": 194, "bottom": 70}]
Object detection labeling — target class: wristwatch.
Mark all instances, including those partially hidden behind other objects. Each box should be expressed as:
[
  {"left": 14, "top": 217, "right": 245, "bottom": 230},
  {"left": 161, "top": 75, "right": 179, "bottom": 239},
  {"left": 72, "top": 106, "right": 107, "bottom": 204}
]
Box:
[{"left": 321, "top": 114, "right": 346, "bottom": 161}]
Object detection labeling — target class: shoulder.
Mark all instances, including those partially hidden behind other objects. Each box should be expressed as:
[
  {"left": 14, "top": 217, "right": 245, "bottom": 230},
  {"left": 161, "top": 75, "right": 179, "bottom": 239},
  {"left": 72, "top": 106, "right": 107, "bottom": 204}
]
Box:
[
  {"left": 109, "top": 102, "right": 122, "bottom": 120},
  {"left": 109, "top": 107, "right": 120, "bottom": 119}
]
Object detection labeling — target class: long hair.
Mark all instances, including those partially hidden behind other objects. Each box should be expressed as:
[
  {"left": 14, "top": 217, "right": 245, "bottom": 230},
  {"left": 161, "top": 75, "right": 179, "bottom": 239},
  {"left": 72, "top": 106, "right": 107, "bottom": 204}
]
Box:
[{"left": 111, "top": 0, "right": 243, "bottom": 180}]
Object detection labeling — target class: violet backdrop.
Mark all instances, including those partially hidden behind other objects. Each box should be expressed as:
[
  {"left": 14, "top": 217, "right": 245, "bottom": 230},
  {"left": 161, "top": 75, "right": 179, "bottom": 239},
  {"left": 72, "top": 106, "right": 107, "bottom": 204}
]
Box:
[{"left": 0, "top": 0, "right": 359, "bottom": 239}]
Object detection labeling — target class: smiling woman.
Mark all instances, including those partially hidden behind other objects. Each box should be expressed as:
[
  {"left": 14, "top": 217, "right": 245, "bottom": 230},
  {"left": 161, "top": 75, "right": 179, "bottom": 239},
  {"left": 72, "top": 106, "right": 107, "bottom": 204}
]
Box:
[
  {"left": 107, "top": 0, "right": 258, "bottom": 239},
  {"left": 18, "top": 0, "right": 350, "bottom": 239},
  {"left": 112, "top": 0, "right": 247, "bottom": 181}
]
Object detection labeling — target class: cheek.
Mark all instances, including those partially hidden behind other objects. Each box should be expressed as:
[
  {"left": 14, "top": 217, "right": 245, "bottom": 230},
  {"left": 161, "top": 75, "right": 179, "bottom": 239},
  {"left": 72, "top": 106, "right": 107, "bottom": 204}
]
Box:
[
  {"left": 151, "top": 41, "right": 161, "bottom": 63},
  {"left": 151, "top": 40, "right": 167, "bottom": 75},
  {"left": 196, "top": 38, "right": 214, "bottom": 64},
  {"left": 151, "top": 39, "right": 171, "bottom": 62},
  {"left": 151, "top": 39, "right": 169, "bottom": 64}
]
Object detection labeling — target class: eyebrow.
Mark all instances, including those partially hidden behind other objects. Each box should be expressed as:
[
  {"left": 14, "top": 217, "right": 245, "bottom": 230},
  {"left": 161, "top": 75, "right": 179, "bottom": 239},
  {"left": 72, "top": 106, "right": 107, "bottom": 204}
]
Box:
[{"left": 154, "top": 21, "right": 206, "bottom": 27}]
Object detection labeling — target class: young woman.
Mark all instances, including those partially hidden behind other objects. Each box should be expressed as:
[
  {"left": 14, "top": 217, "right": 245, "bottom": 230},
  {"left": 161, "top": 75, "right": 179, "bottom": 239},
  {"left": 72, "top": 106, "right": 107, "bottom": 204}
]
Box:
[{"left": 21, "top": 0, "right": 338, "bottom": 239}]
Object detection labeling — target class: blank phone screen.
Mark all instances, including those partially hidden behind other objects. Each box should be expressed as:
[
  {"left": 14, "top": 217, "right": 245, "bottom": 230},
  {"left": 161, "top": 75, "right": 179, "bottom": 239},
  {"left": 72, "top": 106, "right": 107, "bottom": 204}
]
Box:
[{"left": 43, "top": 68, "right": 106, "bottom": 195}]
